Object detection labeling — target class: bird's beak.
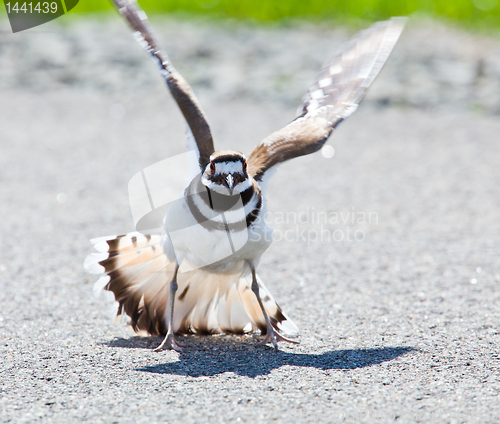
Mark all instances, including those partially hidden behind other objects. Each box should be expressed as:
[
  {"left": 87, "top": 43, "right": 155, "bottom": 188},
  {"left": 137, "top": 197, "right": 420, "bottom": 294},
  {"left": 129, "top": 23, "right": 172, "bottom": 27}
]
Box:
[{"left": 223, "top": 175, "right": 235, "bottom": 195}]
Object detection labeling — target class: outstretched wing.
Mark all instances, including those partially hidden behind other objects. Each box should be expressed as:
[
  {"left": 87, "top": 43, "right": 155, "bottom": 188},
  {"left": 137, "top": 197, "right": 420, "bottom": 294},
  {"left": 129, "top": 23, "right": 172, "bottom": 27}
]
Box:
[
  {"left": 111, "top": 0, "right": 215, "bottom": 169},
  {"left": 247, "top": 17, "right": 406, "bottom": 182}
]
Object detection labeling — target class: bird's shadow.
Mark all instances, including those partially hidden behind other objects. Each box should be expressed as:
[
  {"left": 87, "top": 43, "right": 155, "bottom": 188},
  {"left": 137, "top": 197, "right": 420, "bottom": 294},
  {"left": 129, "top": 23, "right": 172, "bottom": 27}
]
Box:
[{"left": 102, "top": 335, "right": 415, "bottom": 378}]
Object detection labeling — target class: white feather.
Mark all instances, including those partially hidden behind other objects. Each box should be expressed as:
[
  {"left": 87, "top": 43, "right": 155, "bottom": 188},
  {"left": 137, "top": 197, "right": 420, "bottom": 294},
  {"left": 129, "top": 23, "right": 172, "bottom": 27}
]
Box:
[
  {"left": 185, "top": 124, "right": 202, "bottom": 180},
  {"left": 93, "top": 274, "right": 111, "bottom": 298},
  {"left": 84, "top": 252, "right": 108, "bottom": 274},
  {"left": 214, "top": 161, "right": 244, "bottom": 175}
]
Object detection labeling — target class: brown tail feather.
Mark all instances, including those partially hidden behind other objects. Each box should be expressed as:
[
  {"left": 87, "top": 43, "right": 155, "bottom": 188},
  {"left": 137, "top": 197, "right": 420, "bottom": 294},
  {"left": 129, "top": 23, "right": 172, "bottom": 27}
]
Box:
[{"left": 86, "top": 232, "right": 299, "bottom": 337}]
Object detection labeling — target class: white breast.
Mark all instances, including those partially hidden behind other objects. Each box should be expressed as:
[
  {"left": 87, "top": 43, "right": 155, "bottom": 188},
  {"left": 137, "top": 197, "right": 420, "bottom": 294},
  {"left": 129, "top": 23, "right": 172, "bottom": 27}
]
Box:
[{"left": 163, "top": 196, "right": 272, "bottom": 274}]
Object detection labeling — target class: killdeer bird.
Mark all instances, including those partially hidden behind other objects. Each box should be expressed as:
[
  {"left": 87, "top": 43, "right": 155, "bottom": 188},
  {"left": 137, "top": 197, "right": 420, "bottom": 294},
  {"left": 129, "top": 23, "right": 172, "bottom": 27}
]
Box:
[{"left": 85, "top": 0, "right": 406, "bottom": 352}]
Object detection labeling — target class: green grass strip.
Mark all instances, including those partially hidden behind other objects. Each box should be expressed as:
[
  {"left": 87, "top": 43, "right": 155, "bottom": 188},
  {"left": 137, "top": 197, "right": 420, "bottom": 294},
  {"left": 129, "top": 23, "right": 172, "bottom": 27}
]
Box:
[{"left": 1, "top": 0, "right": 499, "bottom": 28}]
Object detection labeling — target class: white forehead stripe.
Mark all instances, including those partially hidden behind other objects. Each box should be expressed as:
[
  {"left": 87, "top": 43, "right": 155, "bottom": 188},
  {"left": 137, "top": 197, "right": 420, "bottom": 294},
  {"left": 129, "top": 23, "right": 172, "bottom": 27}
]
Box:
[{"left": 215, "top": 161, "right": 243, "bottom": 174}]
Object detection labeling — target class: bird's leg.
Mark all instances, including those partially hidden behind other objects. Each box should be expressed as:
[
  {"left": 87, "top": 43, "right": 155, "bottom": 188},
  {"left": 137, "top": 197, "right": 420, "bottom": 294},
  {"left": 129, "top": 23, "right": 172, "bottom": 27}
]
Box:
[
  {"left": 249, "top": 263, "right": 298, "bottom": 352},
  {"left": 154, "top": 263, "right": 185, "bottom": 352}
]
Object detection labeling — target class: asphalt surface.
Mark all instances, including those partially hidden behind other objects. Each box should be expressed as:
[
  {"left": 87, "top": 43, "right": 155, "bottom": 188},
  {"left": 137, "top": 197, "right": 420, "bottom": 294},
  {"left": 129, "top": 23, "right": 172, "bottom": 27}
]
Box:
[{"left": 1, "top": 16, "right": 500, "bottom": 424}]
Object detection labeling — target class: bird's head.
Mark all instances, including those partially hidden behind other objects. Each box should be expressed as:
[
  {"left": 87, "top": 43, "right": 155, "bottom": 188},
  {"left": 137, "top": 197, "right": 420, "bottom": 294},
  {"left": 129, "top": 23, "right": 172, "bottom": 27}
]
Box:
[{"left": 201, "top": 150, "right": 251, "bottom": 196}]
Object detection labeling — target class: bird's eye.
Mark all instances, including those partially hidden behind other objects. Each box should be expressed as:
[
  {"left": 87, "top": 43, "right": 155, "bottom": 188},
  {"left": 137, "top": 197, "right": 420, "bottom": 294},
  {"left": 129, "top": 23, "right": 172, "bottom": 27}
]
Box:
[
  {"left": 242, "top": 160, "right": 247, "bottom": 173},
  {"left": 210, "top": 161, "right": 215, "bottom": 173}
]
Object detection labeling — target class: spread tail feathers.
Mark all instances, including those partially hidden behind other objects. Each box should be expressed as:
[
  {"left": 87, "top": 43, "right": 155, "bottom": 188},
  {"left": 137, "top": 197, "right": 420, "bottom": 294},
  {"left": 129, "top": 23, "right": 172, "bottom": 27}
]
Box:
[{"left": 85, "top": 232, "right": 299, "bottom": 337}]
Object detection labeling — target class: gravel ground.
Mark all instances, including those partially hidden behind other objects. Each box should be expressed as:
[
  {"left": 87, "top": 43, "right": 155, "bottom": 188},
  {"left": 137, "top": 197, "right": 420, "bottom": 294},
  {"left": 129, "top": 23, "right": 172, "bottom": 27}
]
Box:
[{"left": 1, "top": 16, "right": 500, "bottom": 424}]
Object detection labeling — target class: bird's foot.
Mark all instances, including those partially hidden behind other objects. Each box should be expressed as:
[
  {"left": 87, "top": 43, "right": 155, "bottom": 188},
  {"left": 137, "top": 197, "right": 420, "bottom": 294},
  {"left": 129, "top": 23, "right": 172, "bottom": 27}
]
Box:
[
  {"left": 256, "top": 326, "right": 299, "bottom": 352},
  {"left": 154, "top": 333, "right": 185, "bottom": 352}
]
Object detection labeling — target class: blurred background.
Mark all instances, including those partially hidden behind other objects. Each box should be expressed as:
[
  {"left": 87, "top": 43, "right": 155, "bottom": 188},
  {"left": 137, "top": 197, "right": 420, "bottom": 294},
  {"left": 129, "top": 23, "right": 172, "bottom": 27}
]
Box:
[{"left": 1, "top": 0, "right": 500, "bottom": 114}]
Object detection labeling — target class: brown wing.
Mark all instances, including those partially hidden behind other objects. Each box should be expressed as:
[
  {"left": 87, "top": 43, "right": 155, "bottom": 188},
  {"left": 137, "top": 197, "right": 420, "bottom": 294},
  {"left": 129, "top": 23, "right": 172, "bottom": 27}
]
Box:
[
  {"left": 111, "top": 0, "right": 215, "bottom": 169},
  {"left": 247, "top": 17, "right": 406, "bottom": 182}
]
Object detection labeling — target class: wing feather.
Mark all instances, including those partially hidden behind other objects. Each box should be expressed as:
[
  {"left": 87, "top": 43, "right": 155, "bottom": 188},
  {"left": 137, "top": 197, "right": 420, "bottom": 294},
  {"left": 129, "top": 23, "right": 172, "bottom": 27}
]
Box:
[
  {"left": 247, "top": 17, "right": 406, "bottom": 181},
  {"left": 111, "top": 0, "right": 215, "bottom": 169}
]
